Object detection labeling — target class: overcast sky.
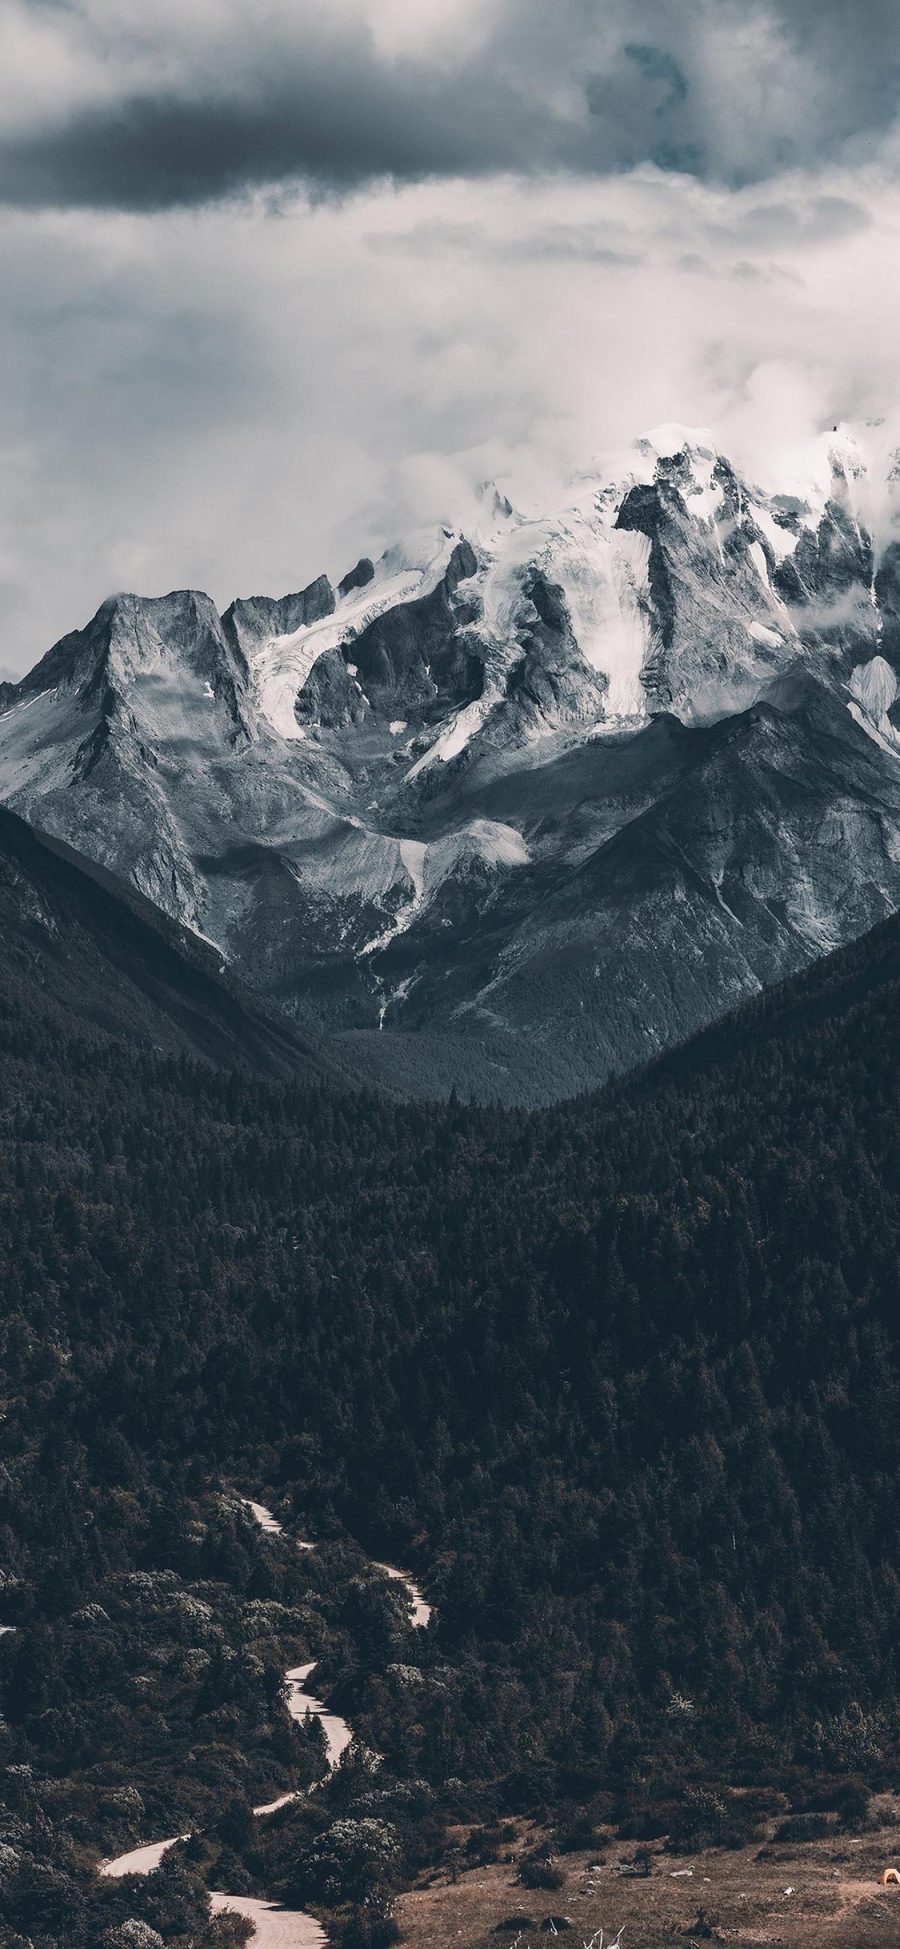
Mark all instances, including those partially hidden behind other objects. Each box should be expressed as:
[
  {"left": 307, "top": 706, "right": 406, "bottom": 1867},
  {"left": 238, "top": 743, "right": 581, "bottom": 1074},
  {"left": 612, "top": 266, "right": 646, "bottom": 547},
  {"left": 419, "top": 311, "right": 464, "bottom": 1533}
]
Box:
[{"left": 1, "top": 0, "right": 900, "bottom": 670}]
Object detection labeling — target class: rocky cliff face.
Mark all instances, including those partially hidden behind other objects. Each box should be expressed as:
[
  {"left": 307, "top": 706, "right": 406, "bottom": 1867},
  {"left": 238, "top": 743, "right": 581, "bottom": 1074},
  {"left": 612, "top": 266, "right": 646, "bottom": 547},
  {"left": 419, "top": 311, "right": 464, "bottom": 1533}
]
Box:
[{"left": 2, "top": 423, "right": 900, "bottom": 1103}]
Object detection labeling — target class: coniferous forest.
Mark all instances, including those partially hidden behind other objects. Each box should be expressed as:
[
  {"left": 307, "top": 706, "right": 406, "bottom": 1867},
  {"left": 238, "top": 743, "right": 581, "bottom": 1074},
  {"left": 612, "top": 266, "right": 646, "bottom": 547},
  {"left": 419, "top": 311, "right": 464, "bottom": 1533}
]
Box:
[{"left": 0, "top": 833, "right": 899, "bottom": 1945}]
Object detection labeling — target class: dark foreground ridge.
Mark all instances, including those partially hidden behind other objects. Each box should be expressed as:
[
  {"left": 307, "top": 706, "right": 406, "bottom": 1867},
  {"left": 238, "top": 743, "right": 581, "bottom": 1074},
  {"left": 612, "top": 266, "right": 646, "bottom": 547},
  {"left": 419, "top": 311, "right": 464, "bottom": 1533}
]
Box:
[
  {"left": 1, "top": 895, "right": 899, "bottom": 1945},
  {"left": 0, "top": 802, "right": 338, "bottom": 1083}
]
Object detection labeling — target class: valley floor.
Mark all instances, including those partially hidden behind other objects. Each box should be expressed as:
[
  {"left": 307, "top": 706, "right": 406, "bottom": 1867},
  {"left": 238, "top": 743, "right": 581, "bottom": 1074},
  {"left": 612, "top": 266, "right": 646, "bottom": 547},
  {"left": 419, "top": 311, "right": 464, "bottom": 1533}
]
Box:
[{"left": 396, "top": 1805, "right": 900, "bottom": 1949}]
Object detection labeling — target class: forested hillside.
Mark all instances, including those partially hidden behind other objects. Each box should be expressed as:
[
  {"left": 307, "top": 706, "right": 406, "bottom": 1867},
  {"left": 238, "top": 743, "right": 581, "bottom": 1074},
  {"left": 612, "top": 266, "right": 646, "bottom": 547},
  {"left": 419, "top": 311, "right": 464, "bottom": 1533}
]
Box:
[
  {"left": 0, "top": 803, "right": 337, "bottom": 1082},
  {"left": 1, "top": 900, "right": 899, "bottom": 1945}
]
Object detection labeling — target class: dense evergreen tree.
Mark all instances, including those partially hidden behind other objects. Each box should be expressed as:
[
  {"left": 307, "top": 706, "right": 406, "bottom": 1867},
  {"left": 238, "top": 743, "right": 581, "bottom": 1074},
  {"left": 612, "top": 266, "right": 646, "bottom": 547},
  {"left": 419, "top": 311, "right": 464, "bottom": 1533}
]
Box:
[{"left": 1, "top": 898, "right": 900, "bottom": 1944}]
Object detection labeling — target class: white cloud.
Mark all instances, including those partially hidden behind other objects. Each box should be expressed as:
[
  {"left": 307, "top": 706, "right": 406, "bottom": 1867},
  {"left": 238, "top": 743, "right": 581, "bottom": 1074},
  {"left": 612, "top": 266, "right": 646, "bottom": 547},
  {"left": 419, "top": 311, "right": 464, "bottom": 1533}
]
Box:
[{"left": 2, "top": 156, "right": 900, "bottom": 669}]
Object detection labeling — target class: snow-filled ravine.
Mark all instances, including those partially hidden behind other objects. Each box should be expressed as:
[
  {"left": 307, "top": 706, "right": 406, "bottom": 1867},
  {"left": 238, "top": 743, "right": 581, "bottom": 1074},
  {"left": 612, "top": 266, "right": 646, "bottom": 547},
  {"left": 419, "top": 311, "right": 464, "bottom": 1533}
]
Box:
[{"left": 99, "top": 1499, "right": 431, "bottom": 1949}]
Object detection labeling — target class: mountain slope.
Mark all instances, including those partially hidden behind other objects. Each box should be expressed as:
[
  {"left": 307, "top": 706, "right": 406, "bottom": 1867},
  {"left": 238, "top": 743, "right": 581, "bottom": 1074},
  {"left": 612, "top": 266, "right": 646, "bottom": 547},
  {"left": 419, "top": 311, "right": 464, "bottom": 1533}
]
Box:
[
  {"left": 2, "top": 869, "right": 900, "bottom": 1894},
  {"left": 3, "top": 423, "right": 900, "bottom": 1101},
  {"left": 0, "top": 801, "right": 337, "bottom": 1080},
  {"left": 333, "top": 673, "right": 900, "bottom": 1099}
]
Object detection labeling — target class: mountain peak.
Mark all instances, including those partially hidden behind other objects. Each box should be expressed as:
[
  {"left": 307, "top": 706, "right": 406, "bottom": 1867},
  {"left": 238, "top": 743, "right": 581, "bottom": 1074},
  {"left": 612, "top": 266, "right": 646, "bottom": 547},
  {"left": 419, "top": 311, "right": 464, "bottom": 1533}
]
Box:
[
  {"left": 638, "top": 420, "right": 717, "bottom": 459},
  {"left": 2, "top": 426, "right": 900, "bottom": 1104}
]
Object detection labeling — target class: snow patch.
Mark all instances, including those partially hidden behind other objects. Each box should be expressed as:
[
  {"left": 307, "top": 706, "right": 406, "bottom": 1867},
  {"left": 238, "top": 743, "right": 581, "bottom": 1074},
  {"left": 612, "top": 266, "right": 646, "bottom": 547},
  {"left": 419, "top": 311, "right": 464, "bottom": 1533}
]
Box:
[
  {"left": 361, "top": 819, "right": 528, "bottom": 954},
  {"left": 253, "top": 528, "right": 456, "bottom": 740},
  {"left": 640, "top": 421, "right": 716, "bottom": 458},
  {"left": 849, "top": 653, "right": 898, "bottom": 724},
  {"left": 546, "top": 518, "right": 651, "bottom": 718},
  {"left": 398, "top": 837, "right": 427, "bottom": 904},
  {"left": 847, "top": 699, "right": 900, "bottom": 754},
  {"left": 848, "top": 656, "right": 900, "bottom": 748},
  {"left": 406, "top": 491, "right": 652, "bottom": 778},
  {"left": 748, "top": 541, "right": 770, "bottom": 588},
  {"left": 749, "top": 500, "right": 798, "bottom": 561},
  {"left": 749, "top": 620, "right": 783, "bottom": 648},
  {"left": 679, "top": 446, "right": 723, "bottom": 527},
  {"left": 377, "top": 971, "right": 416, "bottom": 1030},
  {"left": 752, "top": 422, "right": 868, "bottom": 534},
  {"left": 405, "top": 695, "right": 485, "bottom": 779},
  {"left": 0, "top": 691, "right": 45, "bottom": 722}
]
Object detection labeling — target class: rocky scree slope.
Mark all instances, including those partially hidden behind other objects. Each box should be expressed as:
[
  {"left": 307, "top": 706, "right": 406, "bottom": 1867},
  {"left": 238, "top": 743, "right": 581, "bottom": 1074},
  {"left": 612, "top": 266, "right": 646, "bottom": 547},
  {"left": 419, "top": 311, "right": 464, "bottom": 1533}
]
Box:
[{"left": 2, "top": 424, "right": 900, "bottom": 1103}]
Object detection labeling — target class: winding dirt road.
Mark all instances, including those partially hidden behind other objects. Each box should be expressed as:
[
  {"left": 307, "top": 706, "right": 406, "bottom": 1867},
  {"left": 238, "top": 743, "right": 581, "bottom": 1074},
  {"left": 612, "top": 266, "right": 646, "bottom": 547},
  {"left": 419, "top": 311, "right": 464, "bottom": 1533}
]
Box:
[{"left": 100, "top": 1496, "right": 431, "bottom": 1947}]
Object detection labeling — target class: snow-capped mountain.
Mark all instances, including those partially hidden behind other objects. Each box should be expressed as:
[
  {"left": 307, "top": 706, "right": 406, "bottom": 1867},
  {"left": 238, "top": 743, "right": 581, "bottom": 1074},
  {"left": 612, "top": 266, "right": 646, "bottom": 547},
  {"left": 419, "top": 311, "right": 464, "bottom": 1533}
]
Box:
[{"left": 2, "top": 424, "right": 900, "bottom": 1103}]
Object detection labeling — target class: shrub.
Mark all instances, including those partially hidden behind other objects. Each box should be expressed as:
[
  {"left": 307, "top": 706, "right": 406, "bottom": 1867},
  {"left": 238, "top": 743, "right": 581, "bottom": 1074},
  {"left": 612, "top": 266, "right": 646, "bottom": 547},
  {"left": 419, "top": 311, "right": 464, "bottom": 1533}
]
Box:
[
  {"left": 774, "top": 1813, "right": 832, "bottom": 1843},
  {"left": 668, "top": 1788, "right": 764, "bottom": 1853},
  {"left": 340, "top": 1916, "right": 401, "bottom": 1949},
  {"left": 519, "top": 1853, "right": 564, "bottom": 1891},
  {"left": 835, "top": 1782, "right": 873, "bottom": 1831},
  {"left": 808, "top": 1705, "right": 888, "bottom": 1771},
  {"left": 554, "top": 1815, "right": 601, "bottom": 1854},
  {"left": 216, "top": 1796, "right": 256, "bottom": 1852},
  {"left": 101, "top": 1925, "right": 166, "bottom": 1949},
  {"left": 293, "top": 1816, "right": 402, "bottom": 1906},
  {"left": 465, "top": 1826, "right": 502, "bottom": 1863},
  {"left": 668, "top": 1790, "right": 730, "bottom": 1853}
]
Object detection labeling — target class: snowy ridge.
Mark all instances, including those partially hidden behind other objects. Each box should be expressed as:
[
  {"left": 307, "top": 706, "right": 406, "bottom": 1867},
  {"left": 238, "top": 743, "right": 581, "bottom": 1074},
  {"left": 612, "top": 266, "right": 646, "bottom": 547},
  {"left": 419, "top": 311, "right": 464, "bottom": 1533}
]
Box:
[
  {"left": 253, "top": 527, "right": 457, "bottom": 739},
  {"left": 532, "top": 514, "right": 651, "bottom": 716},
  {"left": 403, "top": 477, "right": 654, "bottom": 778},
  {"left": 3, "top": 420, "right": 900, "bottom": 1104}
]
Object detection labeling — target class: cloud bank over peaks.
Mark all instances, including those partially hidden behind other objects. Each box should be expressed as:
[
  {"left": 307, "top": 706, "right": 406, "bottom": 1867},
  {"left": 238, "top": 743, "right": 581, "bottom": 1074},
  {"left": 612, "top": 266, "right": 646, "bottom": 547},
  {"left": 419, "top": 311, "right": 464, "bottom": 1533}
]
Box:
[
  {"left": 1, "top": 4, "right": 898, "bottom": 672},
  {"left": 2, "top": 156, "right": 900, "bottom": 671}
]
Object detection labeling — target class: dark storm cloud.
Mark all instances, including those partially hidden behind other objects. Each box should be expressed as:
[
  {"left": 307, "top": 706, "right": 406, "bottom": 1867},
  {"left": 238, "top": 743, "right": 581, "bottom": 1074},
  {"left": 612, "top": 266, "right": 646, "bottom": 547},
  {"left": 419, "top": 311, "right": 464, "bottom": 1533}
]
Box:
[
  {"left": 1, "top": 0, "right": 900, "bottom": 211},
  {"left": 0, "top": 56, "right": 527, "bottom": 211}
]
